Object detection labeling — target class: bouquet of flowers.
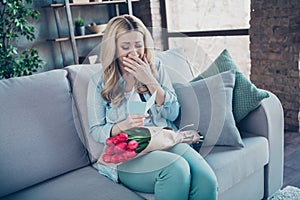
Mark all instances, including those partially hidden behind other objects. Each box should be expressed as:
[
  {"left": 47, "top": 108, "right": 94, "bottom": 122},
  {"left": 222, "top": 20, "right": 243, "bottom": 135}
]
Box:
[{"left": 98, "top": 126, "right": 203, "bottom": 166}]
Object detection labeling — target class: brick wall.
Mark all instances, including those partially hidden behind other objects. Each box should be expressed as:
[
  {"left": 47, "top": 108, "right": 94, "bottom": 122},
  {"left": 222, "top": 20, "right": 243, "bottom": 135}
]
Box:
[
  {"left": 133, "top": 0, "right": 164, "bottom": 52},
  {"left": 250, "top": 0, "right": 300, "bottom": 131}
]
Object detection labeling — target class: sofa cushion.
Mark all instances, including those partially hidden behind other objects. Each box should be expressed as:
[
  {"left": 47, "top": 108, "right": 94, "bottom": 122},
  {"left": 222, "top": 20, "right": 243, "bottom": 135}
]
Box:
[
  {"left": 191, "top": 49, "right": 269, "bottom": 122},
  {"left": 0, "top": 70, "right": 90, "bottom": 197},
  {"left": 203, "top": 136, "right": 269, "bottom": 194},
  {"left": 1, "top": 167, "right": 143, "bottom": 200},
  {"left": 174, "top": 70, "right": 244, "bottom": 147},
  {"left": 66, "top": 64, "right": 103, "bottom": 163},
  {"left": 156, "top": 48, "right": 194, "bottom": 83}
]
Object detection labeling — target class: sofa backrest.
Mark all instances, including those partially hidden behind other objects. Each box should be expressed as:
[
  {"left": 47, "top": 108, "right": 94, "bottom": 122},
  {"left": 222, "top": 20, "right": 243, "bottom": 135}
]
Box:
[{"left": 0, "top": 70, "right": 90, "bottom": 197}]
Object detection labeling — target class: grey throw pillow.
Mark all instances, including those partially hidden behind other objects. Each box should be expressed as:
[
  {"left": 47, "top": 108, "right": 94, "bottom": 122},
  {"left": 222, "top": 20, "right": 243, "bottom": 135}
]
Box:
[{"left": 174, "top": 69, "right": 244, "bottom": 148}]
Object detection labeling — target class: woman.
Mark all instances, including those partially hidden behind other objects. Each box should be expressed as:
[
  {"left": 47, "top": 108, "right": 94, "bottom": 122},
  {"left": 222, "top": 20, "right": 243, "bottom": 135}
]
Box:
[{"left": 87, "top": 14, "right": 217, "bottom": 200}]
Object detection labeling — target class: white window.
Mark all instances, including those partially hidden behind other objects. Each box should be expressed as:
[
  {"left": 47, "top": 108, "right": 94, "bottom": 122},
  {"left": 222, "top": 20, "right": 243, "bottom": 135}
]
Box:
[{"left": 163, "top": 0, "right": 251, "bottom": 78}]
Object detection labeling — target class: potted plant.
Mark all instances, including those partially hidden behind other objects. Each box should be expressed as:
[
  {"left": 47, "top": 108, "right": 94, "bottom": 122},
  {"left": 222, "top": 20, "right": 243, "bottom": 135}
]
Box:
[
  {"left": 74, "top": 17, "right": 85, "bottom": 36},
  {"left": 0, "top": 0, "right": 44, "bottom": 79}
]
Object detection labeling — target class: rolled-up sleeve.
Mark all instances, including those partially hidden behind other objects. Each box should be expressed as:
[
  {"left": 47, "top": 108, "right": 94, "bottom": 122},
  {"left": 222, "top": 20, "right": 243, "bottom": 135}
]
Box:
[
  {"left": 154, "top": 61, "right": 180, "bottom": 121},
  {"left": 87, "top": 73, "right": 113, "bottom": 144}
]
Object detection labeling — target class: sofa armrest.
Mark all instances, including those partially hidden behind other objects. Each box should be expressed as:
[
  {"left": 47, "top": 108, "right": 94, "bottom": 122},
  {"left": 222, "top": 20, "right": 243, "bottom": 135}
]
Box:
[{"left": 237, "top": 91, "right": 284, "bottom": 198}]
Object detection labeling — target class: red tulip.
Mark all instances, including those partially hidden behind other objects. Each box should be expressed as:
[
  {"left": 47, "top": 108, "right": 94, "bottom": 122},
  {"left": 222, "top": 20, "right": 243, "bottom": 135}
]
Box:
[
  {"left": 127, "top": 140, "right": 138, "bottom": 150},
  {"left": 117, "top": 154, "right": 127, "bottom": 163},
  {"left": 102, "top": 128, "right": 151, "bottom": 164},
  {"left": 124, "top": 149, "right": 137, "bottom": 159},
  {"left": 114, "top": 142, "right": 127, "bottom": 153},
  {"left": 115, "top": 132, "right": 128, "bottom": 142},
  {"left": 105, "top": 146, "right": 115, "bottom": 155},
  {"left": 106, "top": 137, "right": 115, "bottom": 146},
  {"left": 102, "top": 154, "right": 112, "bottom": 163},
  {"left": 111, "top": 154, "right": 120, "bottom": 164},
  {"left": 112, "top": 137, "right": 120, "bottom": 145}
]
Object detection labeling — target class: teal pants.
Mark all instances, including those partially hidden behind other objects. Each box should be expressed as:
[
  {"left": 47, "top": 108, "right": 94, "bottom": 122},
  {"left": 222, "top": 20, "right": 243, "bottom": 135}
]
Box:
[{"left": 118, "top": 143, "right": 218, "bottom": 200}]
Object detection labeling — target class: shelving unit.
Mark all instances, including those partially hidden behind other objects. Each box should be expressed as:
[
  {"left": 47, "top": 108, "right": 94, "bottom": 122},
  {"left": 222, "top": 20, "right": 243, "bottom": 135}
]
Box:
[
  {"left": 46, "top": 0, "right": 139, "bottom": 66},
  {"left": 48, "top": 32, "right": 104, "bottom": 42}
]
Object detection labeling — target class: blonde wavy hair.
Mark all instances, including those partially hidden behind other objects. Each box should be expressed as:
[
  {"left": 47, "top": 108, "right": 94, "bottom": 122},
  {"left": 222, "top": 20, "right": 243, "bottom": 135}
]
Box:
[{"left": 100, "top": 14, "right": 157, "bottom": 106}]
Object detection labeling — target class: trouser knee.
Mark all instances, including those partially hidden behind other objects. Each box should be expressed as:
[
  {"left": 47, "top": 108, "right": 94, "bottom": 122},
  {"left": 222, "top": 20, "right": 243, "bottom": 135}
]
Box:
[
  {"left": 155, "top": 156, "right": 191, "bottom": 200},
  {"left": 161, "top": 156, "right": 191, "bottom": 183}
]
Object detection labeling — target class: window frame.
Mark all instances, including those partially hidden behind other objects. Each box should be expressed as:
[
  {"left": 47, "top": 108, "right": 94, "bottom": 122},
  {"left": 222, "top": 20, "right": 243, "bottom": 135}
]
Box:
[{"left": 159, "top": 0, "right": 249, "bottom": 50}]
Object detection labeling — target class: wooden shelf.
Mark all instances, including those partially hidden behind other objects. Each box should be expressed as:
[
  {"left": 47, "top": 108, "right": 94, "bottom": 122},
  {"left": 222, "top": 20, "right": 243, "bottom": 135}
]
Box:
[
  {"left": 48, "top": 0, "right": 139, "bottom": 8},
  {"left": 46, "top": 0, "right": 138, "bottom": 66},
  {"left": 48, "top": 32, "right": 104, "bottom": 42}
]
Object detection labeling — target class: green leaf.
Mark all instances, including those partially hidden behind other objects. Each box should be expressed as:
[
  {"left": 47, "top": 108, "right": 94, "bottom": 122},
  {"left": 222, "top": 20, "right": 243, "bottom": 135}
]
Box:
[
  {"left": 0, "top": 0, "right": 44, "bottom": 79},
  {"left": 123, "top": 127, "right": 151, "bottom": 138},
  {"left": 135, "top": 143, "right": 149, "bottom": 153}
]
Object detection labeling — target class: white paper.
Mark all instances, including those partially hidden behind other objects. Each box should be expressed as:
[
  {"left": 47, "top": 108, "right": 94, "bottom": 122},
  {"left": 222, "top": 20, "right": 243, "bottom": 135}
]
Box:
[{"left": 127, "top": 91, "right": 157, "bottom": 114}]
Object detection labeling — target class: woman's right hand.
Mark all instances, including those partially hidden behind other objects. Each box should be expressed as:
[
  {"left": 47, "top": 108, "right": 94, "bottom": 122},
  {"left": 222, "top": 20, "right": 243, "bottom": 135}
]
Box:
[
  {"left": 122, "top": 114, "right": 148, "bottom": 129},
  {"left": 111, "top": 114, "right": 148, "bottom": 136}
]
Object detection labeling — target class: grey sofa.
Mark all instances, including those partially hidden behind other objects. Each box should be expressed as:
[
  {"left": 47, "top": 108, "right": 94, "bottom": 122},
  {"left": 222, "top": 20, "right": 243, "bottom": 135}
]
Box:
[{"left": 0, "top": 50, "right": 283, "bottom": 200}]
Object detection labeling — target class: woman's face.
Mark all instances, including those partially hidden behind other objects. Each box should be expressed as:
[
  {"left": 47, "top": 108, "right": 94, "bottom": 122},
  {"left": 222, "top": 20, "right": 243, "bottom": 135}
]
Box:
[{"left": 116, "top": 30, "right": 144, "bottom": 72}]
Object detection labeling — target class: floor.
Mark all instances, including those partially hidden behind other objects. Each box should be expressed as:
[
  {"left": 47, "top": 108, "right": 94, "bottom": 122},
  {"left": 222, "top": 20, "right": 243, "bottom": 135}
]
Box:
[{"left": 283, "top": 131, "right": 300, "bottom": 188}]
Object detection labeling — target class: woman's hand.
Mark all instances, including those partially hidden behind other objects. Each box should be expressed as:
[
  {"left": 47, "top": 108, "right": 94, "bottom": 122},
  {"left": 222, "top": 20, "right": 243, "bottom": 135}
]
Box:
[
  {"left": 123, "top": 55, "right": 157, "bottom": 86},
  {"left": 122, "top": 114, "right": 148, "bottom": 128},
  {"left": 123, "top": 54, "right": 166, "bottom": 106},
  {"left": 111, "top": 114, "right": 148, "bottom": 136}
]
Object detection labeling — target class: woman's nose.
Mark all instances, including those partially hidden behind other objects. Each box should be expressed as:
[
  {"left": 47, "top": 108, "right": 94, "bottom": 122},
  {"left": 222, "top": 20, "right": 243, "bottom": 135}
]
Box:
[{"left": 128, "top": 49, "right": 139, "bottom": 57}]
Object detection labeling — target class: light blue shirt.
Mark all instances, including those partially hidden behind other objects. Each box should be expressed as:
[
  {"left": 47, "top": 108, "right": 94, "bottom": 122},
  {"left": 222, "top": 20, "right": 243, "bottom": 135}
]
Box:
[{"left": 87, "top": 60, "right": 180, "bottom": 182}]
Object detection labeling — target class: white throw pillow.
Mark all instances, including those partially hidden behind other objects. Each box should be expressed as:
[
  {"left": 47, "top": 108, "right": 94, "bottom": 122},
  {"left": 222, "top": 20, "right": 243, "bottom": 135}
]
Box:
[{"left": 156, "top": 48, "right": 194, "bottom": 84}]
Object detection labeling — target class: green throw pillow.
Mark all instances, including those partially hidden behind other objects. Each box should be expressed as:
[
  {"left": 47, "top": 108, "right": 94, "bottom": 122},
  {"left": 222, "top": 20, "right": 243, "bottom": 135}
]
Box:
[{"left": 191, "top": 49, "right": 269, "bottom": 122}]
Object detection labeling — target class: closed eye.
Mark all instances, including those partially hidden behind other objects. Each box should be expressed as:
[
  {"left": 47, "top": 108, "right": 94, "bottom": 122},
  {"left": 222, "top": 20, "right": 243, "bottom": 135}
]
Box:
[
  {"left": 121, "top": 45, "right": 130, "bottom": 50},
  {"left": 135, "top": 44, "right": 143, "bottom": 49}
]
